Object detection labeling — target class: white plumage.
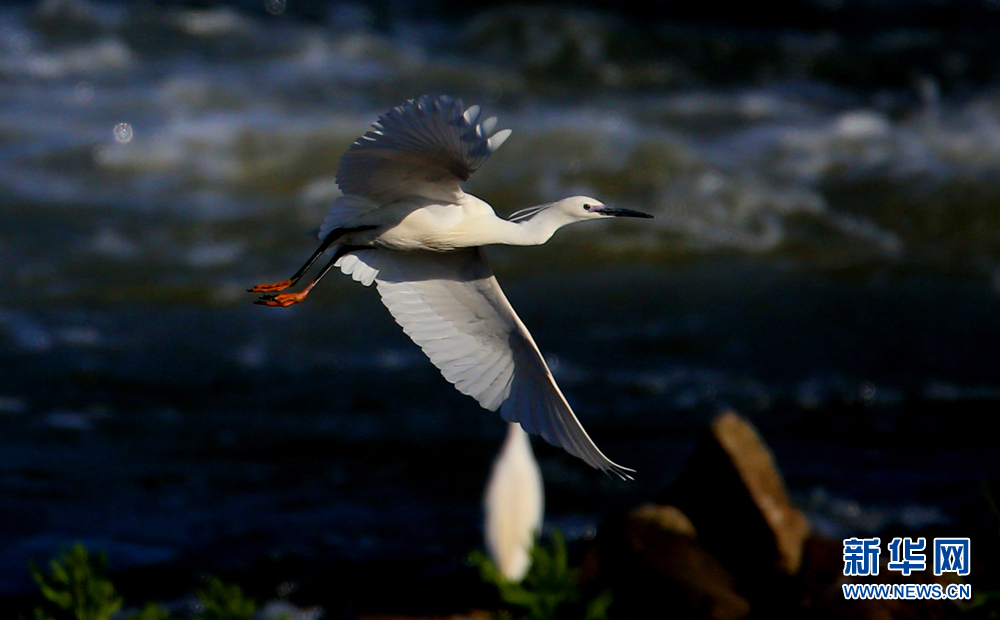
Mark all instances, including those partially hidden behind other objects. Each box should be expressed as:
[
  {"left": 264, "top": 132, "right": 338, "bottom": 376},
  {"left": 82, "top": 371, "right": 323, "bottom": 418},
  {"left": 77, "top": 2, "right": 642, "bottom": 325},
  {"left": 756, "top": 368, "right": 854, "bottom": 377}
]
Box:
[
  {"left": 484, "top": 422, "right": 544, "bottom": 582},
  {"left": 251, "top": 95, "right": 653, "bottom": 479}
]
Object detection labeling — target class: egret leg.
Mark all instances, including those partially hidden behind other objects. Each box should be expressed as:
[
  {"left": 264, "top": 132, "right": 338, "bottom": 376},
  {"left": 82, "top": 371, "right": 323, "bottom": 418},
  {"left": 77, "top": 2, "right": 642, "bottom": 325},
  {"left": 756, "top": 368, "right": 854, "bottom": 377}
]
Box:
[
  {"left": 248, "top": 226, "right": 376, "bottom": 293},
  {"left": 255, "top": 245, "right": 363, "bottom": 307}
]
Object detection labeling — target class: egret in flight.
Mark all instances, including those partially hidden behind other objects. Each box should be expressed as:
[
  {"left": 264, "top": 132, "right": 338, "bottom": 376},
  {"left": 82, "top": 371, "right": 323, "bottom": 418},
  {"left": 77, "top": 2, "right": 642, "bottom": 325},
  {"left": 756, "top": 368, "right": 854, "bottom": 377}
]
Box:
[{"left": 250, "top": 95, "right": 651, "bottom": 479}]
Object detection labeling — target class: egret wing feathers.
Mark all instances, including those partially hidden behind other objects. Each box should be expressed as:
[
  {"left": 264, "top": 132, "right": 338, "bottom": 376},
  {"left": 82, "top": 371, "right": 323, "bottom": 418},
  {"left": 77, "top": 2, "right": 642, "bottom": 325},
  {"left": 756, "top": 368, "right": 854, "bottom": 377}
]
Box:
[
  {"left": 318, "top": 195, "right": 380, "bottom": 241},
  {"left": 340, "top": 247, "right": 633, "bottom": 479},
  {"left": 335, "top": 95, "right": 511, "bottom": 204},
  {"left": 335, "top": 248, "right": 384, "bottom": 286}
]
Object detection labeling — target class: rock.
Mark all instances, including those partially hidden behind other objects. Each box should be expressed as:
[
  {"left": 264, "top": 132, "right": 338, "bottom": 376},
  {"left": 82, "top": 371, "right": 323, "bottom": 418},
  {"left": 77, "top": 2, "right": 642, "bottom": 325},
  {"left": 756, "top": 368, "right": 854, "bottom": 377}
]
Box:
[
  {"left": 794, "top": 535, "right": 962, "bottom": 620},
  {"left": 626, "top": 504, "right": 697, "bottom": 539},
  {"left": 592, "top": 503, "right": 751, "bottom": 620},
  {"left": 793, "top": 535, "right": 848, "bottom": 611},
  {"left": 628, "top": 504, "right": 752, "bottom": 619},
  {"left": 664, "top": 410, "right": 810, "bottom": 592},
  {"left": 583, "top": 411, "right": 967, "bottom": 619},
  {"left": 589, "top": 410, "right": 809, "bottom": 618}
]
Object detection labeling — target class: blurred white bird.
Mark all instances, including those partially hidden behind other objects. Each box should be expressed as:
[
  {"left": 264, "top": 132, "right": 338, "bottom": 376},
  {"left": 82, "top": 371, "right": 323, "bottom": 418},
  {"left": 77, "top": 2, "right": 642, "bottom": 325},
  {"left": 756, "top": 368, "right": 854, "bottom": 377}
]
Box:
[
  {"left": 250, "top": 95, "right": 651, "bottom": 478},
  {"left": 484, "top": 422, "right": 544, "bottom": 582}
]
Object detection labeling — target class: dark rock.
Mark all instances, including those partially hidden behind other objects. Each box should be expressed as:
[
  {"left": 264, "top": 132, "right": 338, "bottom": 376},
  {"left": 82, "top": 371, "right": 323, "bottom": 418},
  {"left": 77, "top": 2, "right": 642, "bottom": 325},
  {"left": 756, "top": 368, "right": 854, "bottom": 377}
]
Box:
[
  {"left": 664, "top": 410, "right": 810, "bottom": 593},
  {"left": 591, "top": 410, "right": 808, "bottom": 618},
  {"left": 794, "top": 535, "right": 962, "bottom": 620},
  {"left": 592, "top": 503, "right": 751, "bottom": 619},
  {"left": 589, "top": 410, "right": 966, "bottom": 619}
]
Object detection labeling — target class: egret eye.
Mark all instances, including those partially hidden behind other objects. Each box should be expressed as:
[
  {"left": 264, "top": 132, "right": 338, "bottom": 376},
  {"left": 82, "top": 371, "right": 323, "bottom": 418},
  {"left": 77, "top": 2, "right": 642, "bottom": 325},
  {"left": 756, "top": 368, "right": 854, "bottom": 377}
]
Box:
[{"left": 583, "top": 204, "right": 593, "bottom": 211}]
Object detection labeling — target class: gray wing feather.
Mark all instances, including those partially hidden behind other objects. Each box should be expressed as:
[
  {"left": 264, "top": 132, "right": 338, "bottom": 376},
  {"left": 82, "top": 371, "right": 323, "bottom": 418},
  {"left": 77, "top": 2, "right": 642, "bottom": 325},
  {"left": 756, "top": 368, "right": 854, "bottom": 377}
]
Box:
[
  {"left": 319, "top": 195, "right": 380, "bottom": 241},
  {"left": 340, "top": 247, "right": 632, "bottom": 478},
  {"left": 336, "top": 95, "right": 512, "bottom": 204}
]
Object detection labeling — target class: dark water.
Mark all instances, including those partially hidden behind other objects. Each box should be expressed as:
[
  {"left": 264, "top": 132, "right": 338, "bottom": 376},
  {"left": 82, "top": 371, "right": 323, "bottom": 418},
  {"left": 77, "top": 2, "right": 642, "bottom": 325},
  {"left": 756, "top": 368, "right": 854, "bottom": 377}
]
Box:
[{"left": 3, "top": 0, "right": 1000, "bottom": 615}]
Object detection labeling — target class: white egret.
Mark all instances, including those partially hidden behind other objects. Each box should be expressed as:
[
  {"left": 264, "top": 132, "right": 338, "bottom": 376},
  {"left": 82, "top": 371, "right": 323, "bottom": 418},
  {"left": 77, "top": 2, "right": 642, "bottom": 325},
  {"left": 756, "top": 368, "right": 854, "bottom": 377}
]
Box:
[
  {"left": 250, "top": 95, "right": 651, "bottom": 478},
  {"left": 484, "top": 422, "right": 544, "bottom": 582}
]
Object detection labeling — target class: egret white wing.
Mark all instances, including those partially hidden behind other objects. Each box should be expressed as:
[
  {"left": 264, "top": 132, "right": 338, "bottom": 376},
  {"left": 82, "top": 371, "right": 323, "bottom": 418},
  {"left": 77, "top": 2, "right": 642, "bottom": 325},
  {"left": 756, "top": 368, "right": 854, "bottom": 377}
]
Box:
[
  {"left": 318, "top": 195, "right": 380, "bottom": 240},
  {"left": 335, "top": 247, "right": 384, "bottom": 286},
  {"left": 336, "top": 95, "right": 512, "bottom": 204},
  {"left": 340, "top": 246, "right": 632, "bottom": 478}
]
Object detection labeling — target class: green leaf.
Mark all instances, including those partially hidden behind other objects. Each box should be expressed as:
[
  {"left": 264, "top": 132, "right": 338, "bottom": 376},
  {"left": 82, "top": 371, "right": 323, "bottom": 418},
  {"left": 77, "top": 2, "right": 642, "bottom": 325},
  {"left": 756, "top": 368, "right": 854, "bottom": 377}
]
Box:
[
  {"left": 195, "top": 576, "right": 255, "bottom": 620},
  {"left": 471, "top": 529, "right": 611, "bottom": 620},
  {"left": 29, "top": 543, "right": 123, "bottom": 620},
  {"left": 583, "top": 589, "right": 613, "bottom": 620},
  {"left": 126, "top": 602, "right": 176, "bottom": 620},
  {"left": 32, "top": 607, "right": 58, "bottom": 620}
]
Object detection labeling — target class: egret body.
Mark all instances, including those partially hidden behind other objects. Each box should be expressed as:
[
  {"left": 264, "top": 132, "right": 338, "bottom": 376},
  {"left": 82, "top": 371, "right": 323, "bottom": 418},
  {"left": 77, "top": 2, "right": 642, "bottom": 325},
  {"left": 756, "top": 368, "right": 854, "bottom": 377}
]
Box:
[
  {"left": 484, "top": 422, "right": 544, "bottom": 582},
  {"left": 250, "top": 95, "right": 652, "bottom": 479}
]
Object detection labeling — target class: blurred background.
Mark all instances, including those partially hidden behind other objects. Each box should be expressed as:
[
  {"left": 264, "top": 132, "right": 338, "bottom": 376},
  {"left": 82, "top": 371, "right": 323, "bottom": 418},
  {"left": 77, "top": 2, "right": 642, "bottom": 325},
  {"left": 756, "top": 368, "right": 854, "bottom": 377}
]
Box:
[{"left": 2, "top": 0, "right": 1000, "bottom": 615}]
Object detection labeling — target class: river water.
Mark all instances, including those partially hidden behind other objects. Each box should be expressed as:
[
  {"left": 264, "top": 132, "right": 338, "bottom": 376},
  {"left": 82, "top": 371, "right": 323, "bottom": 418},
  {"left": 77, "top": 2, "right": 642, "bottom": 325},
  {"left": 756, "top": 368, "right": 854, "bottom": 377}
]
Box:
[{"left": 2, "top": 0, "right": 999, "bottom": 614}]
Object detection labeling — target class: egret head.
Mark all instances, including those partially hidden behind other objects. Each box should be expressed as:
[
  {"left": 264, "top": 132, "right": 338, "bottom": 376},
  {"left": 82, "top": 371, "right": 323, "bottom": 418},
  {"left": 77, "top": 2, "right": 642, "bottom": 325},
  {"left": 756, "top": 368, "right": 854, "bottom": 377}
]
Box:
[
  {"left": 554, "top": 196, "right": 654, "bottom": 222},
  {"left": 506, "top": 196, "right": 654, "bottom": 245}
]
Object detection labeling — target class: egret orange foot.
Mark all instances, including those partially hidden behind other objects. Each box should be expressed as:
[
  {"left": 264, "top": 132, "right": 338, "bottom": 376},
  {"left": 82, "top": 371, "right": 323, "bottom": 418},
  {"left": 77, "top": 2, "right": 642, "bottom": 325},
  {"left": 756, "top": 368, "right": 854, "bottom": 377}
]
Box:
[
  {"left": 254, "top": 291, "right": 309, "bottom": 307},
  {"left": 248, "top": 279, "right": 294, "bottom": 293}
]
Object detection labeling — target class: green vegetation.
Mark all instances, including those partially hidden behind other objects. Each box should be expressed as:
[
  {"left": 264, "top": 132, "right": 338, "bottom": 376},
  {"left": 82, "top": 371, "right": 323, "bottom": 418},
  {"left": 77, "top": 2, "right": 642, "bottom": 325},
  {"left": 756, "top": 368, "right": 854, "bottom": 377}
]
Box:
[
  {"left": 27, "top": 538, "right": 609, "bottom": 620},
  {"left": 26, "top": 544, "right": 256, "bottom": 620},
  {"left": 193, "top": 577, "right": 256, "bottom": 620},
  {"left": 29, "top": 544, "right": 122, "bottom": 620},
  {"left": 470, "top": 531, "right": 611, "bottom": 620}
]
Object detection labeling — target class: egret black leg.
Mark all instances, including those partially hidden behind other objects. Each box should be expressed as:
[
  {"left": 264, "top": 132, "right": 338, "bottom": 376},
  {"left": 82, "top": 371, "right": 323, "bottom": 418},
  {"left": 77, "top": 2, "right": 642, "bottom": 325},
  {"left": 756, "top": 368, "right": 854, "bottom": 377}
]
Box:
[
  {"left": 254, "top": 245, "right": 365, "bottom": 307},
  {"left": 248, "top": 226, "right": 376, "bottom": 293}
]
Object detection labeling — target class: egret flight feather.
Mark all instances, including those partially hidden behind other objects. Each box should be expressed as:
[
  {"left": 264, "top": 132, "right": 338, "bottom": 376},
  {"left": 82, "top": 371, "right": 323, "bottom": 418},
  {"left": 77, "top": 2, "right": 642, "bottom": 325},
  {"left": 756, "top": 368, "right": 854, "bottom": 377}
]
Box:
[{"left": 250, "top": 95, "right": 652, "bottom": 479}]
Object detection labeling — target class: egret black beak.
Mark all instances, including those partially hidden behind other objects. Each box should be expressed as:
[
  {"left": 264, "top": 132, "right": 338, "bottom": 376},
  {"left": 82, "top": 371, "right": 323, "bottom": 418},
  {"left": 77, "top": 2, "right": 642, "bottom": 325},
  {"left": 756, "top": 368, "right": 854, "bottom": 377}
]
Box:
[{"left": 597, "top": 206, "right": 654, "bottom": 219}]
